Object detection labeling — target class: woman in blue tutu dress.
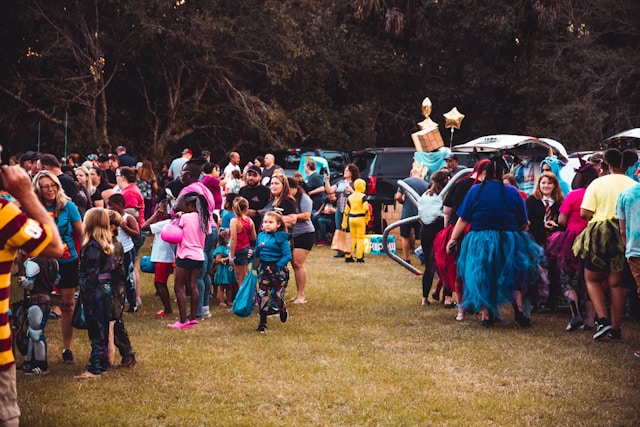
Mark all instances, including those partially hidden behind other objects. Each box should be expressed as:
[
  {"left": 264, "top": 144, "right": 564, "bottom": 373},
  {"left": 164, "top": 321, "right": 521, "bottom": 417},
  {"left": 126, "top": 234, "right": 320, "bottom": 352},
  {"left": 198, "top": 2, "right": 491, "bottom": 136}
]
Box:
[{"left": 446, "top": 156, "right": 543, "bottom": 327}]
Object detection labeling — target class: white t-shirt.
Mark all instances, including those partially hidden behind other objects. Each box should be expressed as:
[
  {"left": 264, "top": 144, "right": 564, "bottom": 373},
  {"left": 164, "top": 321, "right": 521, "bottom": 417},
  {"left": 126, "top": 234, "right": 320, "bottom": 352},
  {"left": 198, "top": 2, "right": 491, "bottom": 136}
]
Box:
[
  {"left": 150, "top": 219, "right": 177, "bottom": 263},
  {"left": 223, "top": 163, "right": 241, "bottom": 180}
]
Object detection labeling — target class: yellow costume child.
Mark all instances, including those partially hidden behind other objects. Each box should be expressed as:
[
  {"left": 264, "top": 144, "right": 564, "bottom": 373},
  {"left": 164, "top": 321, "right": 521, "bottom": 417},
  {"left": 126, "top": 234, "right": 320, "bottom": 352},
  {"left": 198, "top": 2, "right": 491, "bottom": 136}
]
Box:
[{"left": 342, "top": 178, "right": 371, "bottom": 263}]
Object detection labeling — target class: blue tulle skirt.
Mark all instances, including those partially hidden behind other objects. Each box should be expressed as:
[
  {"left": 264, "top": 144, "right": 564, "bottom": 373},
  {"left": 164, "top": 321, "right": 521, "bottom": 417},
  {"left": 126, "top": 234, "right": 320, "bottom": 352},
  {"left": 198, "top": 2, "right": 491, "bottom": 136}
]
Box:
[{"left": 457, "top": 230, "right": 543, "bottom": 315}]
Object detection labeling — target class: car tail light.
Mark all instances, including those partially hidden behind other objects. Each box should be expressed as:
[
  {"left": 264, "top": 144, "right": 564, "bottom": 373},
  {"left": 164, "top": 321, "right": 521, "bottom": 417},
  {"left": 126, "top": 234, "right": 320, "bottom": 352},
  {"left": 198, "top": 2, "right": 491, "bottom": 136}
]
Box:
[{"left": 367, "top": 176, "right": 377, "bottom": 195}]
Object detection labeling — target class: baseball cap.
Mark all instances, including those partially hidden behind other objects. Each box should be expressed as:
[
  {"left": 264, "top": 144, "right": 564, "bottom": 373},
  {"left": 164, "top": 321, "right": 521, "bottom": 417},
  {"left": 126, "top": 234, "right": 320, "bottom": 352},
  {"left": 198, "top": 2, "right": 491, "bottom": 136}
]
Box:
[
  {"left": 246, "top": 165, "right": 262, "bottom": 175},
  {"left": 97, "top": 153, "right": 110, "bottom": 162},
  {"left": 200, "top": 150, "right": 210, "bottom": 159},
  {"left": 182, "top": 148, "right": 193, "bottom": 155},
  {"left": 445, "top": 153, "right": 458, "bottom": 161}
]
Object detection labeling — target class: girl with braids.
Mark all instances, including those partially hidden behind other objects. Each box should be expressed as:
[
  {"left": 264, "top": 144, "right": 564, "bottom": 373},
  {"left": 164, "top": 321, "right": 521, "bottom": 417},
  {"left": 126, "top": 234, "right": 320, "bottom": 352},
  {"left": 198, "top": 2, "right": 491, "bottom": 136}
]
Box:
[
  {"left": 167, "top": 192, "right": 210, "bottom": 330},
  {"left": 434, "top": 159, "right": 489, "bottom": 314},
  {"left": 446, "top": 156, "right": 543, "bottom": 328}
]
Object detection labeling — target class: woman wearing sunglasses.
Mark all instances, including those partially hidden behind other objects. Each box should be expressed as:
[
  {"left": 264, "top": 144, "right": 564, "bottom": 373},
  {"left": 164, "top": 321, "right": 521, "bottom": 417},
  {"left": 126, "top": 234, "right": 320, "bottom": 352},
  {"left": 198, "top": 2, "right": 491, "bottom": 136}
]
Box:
[{"left": 32, "top": 170, "right": 84, "bottom": 365}]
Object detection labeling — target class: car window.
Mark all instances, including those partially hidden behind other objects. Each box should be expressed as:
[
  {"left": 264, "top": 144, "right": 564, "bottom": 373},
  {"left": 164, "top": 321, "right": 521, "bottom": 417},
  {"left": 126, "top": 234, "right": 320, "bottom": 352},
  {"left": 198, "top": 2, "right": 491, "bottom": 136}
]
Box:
[
  {"left": 353, "top": 153, "right": 375, "bottom": 177},
  {"left": 376, "top": 153, "right": 414, "bottom": 175},
  {"left": 323, "top": 151, "right": 349, "bottom": 172},
  {"left": 274, "top": 150, "right": 301, "bottom": 170}
]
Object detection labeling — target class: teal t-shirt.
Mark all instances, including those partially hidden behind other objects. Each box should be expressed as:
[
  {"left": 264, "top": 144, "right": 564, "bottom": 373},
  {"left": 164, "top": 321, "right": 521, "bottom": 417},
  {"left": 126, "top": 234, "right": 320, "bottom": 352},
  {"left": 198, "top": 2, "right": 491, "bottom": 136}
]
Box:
[
  {"left": 47, "top": 201, "right": 81, "bottom": 263},
  {"left": 616, "top": 183, "right": 640, "bottom": 259}
]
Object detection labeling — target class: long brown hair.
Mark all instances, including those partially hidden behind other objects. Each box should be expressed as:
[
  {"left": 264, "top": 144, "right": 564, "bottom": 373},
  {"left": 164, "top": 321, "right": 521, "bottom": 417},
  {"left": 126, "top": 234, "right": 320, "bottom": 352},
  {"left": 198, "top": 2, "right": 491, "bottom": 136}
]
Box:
[
  {"left": 531, "top": 172, "right": 564, "bottom": 202},
  {"left": 427, "top": 169, "right": 450, "bottom": 196},
  {"left": 270, "top": 174, "right": 295, "bottom": 207},
  {"left": 137, "top": 160, "right": 156, "bottom": 182}
]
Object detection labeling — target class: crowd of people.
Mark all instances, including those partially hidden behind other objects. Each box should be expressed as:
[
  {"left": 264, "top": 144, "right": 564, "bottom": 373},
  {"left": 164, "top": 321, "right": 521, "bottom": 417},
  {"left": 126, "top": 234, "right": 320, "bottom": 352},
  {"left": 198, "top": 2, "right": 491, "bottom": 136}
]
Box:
[
  {"left": 404, "top": 148, "right": 640, "bottom": 357},
  {"left": 4, "top": 143, "right": 640, "bottom": 423},
  {"left": 7, "top": 145, "right": 367, "bottom": 384}
]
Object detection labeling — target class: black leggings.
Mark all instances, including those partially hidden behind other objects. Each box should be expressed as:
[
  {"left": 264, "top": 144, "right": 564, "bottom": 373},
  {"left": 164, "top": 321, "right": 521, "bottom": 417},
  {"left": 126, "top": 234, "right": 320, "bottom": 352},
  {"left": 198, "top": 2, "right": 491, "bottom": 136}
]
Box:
[{"left": 420, "top": 221, "right": 444, "bottom": 298}]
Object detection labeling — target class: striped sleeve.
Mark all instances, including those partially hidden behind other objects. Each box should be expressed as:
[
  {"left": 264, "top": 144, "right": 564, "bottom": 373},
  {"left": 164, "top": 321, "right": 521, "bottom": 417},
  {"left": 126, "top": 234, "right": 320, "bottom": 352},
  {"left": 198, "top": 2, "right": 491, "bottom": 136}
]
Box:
[{"left": 0, "top": 199, "right": 53, "bottom": 370}]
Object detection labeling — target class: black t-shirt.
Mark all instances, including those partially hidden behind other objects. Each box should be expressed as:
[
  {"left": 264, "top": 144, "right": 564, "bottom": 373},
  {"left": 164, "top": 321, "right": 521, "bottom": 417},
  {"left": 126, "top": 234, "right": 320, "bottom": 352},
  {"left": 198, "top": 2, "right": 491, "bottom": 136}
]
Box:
[
  {"left": 156, "top": 179, "right": 186, "bottom": 204},
  {"left": 262, "top": 197, "right": 297, "bottom": 231},
  {"left": 57, "top": 173, "right": 79, "bottom": 206},
  {"left": 105, "top": 169, "right": 117, "bottom": 186},
  {"left": 91, "top": 181, "right": 112, "bottom": 204},
  {"left": 443, "top": 173, "right": 474, "bottom": 226},
  {"left": 239, "top": 184, "right": 272, "bottom": 230},
  {"left": 305, "top": 172, "right": 325, "bottom": 211},
  {"left": 260, "top": 164, "right": 281, "bottom": 187}
]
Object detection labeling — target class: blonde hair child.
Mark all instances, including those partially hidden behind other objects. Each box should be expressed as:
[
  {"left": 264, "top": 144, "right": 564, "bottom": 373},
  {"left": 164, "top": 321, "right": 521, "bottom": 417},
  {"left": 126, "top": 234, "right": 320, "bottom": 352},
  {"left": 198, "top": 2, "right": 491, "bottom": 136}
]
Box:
[{"left": 75, "top": 208, "right": 114, "bottom": 379}]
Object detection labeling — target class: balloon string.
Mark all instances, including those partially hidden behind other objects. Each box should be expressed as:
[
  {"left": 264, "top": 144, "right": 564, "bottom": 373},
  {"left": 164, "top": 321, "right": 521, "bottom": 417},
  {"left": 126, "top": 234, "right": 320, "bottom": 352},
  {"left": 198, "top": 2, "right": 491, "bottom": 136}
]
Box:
[{"left": 450, "top": 128, "right": 454, "bottom": 148}]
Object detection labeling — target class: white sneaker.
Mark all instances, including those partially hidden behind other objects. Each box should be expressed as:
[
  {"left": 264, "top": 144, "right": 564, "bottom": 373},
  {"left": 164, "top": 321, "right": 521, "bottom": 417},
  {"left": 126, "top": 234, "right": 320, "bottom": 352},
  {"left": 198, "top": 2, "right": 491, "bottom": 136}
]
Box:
[
  {"left": 136, "top": 298, "right": 143, "bottom": 306},
  {"left": 201, "top": 307, "right": 212, "bottom": 318}
]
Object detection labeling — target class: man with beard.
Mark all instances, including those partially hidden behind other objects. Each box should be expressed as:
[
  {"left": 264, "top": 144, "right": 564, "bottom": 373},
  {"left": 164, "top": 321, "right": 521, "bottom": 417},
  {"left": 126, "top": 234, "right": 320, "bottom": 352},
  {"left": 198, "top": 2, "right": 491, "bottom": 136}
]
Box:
[{"left": 239, "top": 165, "right": 271, "bottom": 232}]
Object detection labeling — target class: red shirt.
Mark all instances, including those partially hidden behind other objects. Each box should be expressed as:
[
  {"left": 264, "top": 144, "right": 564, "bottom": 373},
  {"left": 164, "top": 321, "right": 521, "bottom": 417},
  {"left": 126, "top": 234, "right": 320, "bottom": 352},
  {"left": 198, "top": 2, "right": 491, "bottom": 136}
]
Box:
[
  {"left": 122, "top": 184, "right": 145, "bottom": 228},
  {"left": 235, "top": 217, "right": 252, "bottom": 250}
]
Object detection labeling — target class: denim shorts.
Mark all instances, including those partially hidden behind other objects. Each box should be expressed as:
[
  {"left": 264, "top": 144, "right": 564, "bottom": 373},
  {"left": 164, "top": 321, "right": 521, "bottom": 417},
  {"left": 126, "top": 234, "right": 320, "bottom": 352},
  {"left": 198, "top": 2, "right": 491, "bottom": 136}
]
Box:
[{"left": 234, "top": 247, "right": 250, "bottom": 266}]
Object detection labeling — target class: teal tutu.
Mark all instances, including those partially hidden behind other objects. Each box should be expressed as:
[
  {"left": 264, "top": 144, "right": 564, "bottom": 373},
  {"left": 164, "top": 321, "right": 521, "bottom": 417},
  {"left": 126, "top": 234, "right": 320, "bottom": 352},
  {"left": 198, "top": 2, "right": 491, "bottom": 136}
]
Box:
[{"left": 457, "top": 230, "right": 543, "bottom": 315}]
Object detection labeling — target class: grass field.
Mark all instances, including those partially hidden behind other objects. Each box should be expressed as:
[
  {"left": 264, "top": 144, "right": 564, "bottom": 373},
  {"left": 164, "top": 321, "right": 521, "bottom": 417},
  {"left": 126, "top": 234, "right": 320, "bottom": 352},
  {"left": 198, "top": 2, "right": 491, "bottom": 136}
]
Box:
[{"left": 14, "top": 241, "right": 640, "bottom": 426}]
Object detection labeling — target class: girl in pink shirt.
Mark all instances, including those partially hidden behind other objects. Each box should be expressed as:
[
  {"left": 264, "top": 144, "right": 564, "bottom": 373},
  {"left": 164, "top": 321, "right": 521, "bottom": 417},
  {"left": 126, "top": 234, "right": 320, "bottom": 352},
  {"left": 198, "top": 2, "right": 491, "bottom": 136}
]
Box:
[
  {"left": 167, "top": 192, "right": 210, "bottom": 330},
  {"left": 547, "top": 164, "right": 599, "bottom": 331}
]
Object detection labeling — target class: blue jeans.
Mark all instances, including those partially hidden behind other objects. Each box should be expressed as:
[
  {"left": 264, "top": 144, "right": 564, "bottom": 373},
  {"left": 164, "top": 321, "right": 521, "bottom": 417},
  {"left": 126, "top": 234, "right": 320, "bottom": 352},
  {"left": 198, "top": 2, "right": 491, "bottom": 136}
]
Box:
[
  {"left": 197, "top": 228, "right": 218, "bottom": 316},
  {"left": 334, "top": 211, "right": 344, "bottom": 231},
  {"left": 315, "top": 216, "right": 334, "bottom": 241}
]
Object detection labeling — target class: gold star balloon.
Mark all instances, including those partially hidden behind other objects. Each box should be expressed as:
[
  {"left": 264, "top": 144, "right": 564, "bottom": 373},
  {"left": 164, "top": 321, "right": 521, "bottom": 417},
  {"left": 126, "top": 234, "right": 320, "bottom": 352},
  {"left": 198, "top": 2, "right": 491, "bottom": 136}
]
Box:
[
  {"left": 421, "top": 97, "right": 432, "bottom": 118},
  {"left": 443, "top": 107, "right": 465, "bottom": 129}
]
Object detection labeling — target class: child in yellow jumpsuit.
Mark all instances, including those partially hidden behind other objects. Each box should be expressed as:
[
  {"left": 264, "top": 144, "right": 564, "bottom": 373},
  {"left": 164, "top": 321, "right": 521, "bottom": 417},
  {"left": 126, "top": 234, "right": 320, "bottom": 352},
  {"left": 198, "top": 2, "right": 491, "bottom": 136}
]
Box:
[{"left": 342, "top": 178, "right": 371, "bottom": 263}]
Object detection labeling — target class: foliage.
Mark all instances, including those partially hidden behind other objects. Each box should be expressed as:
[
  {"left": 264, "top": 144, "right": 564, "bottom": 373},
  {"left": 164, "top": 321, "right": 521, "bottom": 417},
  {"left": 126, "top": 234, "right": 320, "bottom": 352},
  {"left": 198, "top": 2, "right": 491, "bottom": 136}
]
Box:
[
  {"left": 0, "top": 0, "right": 638, "bottom": 163},
  {"left": 517, "top": 0, "right": 640, "bottom": 150}
]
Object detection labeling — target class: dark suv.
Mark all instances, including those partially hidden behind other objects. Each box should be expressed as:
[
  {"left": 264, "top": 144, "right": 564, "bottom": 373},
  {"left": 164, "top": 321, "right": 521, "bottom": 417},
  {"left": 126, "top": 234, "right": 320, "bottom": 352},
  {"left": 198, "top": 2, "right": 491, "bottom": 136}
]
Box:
[
  {"left": 352, "top": 147, "right": 417, "bottom": 233},
  {"left": 274, "top": 148, "right": 352, "bottom": 178},
  {"left": 353, "top": 147, "right": 478, "bottom": 233}
]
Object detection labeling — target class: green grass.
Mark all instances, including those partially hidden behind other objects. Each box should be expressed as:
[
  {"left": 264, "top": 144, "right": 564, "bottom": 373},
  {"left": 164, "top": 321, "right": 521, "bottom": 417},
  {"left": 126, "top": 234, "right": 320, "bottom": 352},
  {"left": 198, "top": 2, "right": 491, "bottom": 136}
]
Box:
[{"left": 14, "top": 242, "right": 640, "bottom": 426}]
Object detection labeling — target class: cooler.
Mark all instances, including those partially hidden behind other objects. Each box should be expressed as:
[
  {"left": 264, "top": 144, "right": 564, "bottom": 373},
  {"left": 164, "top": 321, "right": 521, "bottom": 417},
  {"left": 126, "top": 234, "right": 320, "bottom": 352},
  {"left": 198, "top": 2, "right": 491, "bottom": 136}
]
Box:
[{"left": 365, "top": 234, "right": 396, "bottom": 255}]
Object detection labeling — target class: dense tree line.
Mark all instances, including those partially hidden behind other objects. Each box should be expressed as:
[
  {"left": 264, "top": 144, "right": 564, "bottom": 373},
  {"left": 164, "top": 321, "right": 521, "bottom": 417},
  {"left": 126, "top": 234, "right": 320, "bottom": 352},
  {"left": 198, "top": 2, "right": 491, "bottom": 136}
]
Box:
[{"left": 0, "top": 0, "right": 638, "bottom": 165}]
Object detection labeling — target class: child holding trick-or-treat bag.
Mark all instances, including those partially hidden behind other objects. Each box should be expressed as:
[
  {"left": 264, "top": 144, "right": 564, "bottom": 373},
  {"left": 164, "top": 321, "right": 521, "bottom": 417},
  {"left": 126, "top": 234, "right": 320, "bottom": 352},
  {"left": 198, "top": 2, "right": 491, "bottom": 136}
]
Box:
[{"left": 254, "top": 211, "right": 292, "bottom": 333}]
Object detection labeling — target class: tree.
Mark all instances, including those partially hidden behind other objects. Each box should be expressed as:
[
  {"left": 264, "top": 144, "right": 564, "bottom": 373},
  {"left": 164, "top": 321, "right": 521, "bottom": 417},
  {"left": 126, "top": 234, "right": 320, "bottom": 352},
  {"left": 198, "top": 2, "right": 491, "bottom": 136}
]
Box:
[
  {"left": 518, "top": 0, "right": 640, "bottom": 150},
  {"left": 0, "top": 1, "right": 128, "bottom": 153}
]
